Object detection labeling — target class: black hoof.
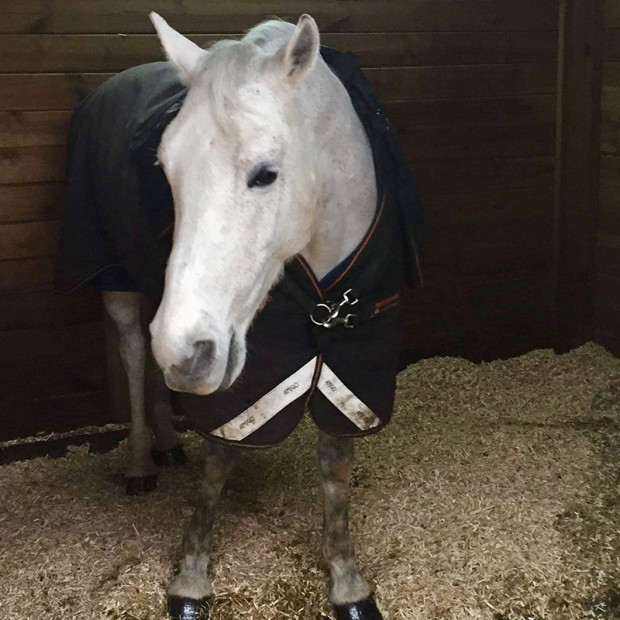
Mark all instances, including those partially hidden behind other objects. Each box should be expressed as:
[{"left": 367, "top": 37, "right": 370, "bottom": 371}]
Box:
[
  {"left": 168, "top": 595, "right": 212, "bottom": 620},
  {"left": 152, "top": 444, "right": 188, "bottom": 468},
  {"left": 125, "top": 474, "right": 158, "bottom": 495},
  {"left": 333, "top": 596, "right": 383, "bottom": 620}
]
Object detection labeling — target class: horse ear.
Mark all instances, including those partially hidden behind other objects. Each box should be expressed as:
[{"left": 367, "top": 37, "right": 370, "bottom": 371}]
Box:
[
  {"left": 150, "top": 12, "right": 208, "bottom": 85},
  {"left": 277, "top": 14, "right": 320, "bottom": 83}
]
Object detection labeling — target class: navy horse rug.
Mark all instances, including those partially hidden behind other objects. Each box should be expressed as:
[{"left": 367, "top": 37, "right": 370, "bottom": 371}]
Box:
[{"left": 55, "top": 48, "right": 425, "bottom": 448}]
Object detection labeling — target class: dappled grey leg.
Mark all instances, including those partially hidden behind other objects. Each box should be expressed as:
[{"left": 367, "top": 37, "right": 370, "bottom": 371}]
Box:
[
  {"left": 318, "top": 431, "right": 383, "bottom": 619},
  {"left": 103, "top": 291, "right": 158, "bottom": 494},
  {"left": 146, "top": 354, "right": 187, "bottom": 468},
  {"left": 140, "top": 294, "right": 186, "bottom": 466},
  {"left": 168, "top": 438, "right": 240, "bottom": 620}
]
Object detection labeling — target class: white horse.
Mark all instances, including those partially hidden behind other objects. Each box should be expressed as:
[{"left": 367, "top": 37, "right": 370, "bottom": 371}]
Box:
[{"left": 102, "top": 13, "right": 384, "bottom": 620}]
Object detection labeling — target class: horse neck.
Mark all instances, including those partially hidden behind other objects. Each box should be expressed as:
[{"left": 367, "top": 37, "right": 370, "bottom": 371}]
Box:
[{"left": 297, "top": 60, "right": 377, "bottom": 281}]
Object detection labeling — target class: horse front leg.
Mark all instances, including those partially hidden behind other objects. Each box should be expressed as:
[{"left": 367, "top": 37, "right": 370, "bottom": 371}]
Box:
[
  {"left": 141, "top": 294, "right": 187, "bottom": 469},
  {"left": 318, "top": 431, "right": 383, "bottom": 620},
  {"left": 168, "top": 438, "right": 240, "bottom": 620},
  {"left": 145, "top": 350, "right": 188, "bottom": 469},
  {"left": 103, "top": 291, "right": 158, "bottom": 494}
]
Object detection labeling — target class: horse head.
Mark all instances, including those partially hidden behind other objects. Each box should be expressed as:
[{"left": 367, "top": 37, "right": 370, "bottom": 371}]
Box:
[{"left": 149, "top": 14, "right": 322, "bottom": 395}]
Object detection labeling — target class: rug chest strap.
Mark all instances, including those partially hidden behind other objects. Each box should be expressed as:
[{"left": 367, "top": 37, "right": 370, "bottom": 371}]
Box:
[{"left": 279, "top": 278, "right": 386, "bottom": 330}]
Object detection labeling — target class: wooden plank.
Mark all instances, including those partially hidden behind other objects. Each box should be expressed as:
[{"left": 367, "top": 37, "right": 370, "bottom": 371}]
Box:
[
  {"left": 0, "top": 111, "right": 70, "bottom": 147},
  {"left": 595, "top": 272, "right": 620, "bottom": 308},
  {"left": 421, "top": 244, "right": 549, "bottom": 278},
  {"left": 0, "top": 321, "right": 104, "bottom": 364},
  {"left": 0, "top": 390, "right": 109, "bottom": 442},
  {"left": 0, "top": 145, "right": 65, "bottom": 184},
  {"left": 0, "top": 429, "right": 128, "bottom": 463},
  {"left": 554, "top": 0, "right": 604, "bottom": 351},
  {"left": 421, "top": 215, "right": 554, "bottom": 277},
  {"left": 424, "top": 186, "right": 554, "bottom": 227},
  {"left": 602, "top": 61, "right": 620, "bottom": 88},
  {"left": 398, "top": 281, "right": 548, "bottom": 330},
  {"left": 600, "top": 87, "right": 620, "bottom": 123},
  {"left": 0, "top": 64, "right": 558, "bottom": 111},
  {"left": 436, "top": 279, "right": 552, "bottom": 323},
  {"left": 366, "top": 64, "right": 557, "bottom": 101},
  {"left": 0, "top": 220, "right": 61, "bottom": 260},
  {"left": 462, "top": 318, "right": 554, "bottom": 361},
  {"left": 0, "top": 256, "right": 56, "bottom": 293},
  {"left": 400, "top": 122, "right": 555, "bottom": 161},
  {"left": 458, "top": 275, "right": 555, "bottom": 324},
  {"left": 594, "top": 299, "right": 620, "bottom": 339},
  {"left": 427, "top": 215, "right": 554, "bottom": 254},
  {"left": 598, "top": 181, "right": 620, "bottom": 235},
  {"left": 384, "top": 95, "right": 557, "bottom": 128},
  {"left": 429, "top": 243, "right": 552, "bottom": 277},
  {"left": 0, "top": 1, "right": 560, "bottom": 34},
  {"left": 399, "top": 278, "right": 555, "bottom": 363},
  {"left": 0, "top": 183, "right": 63, "bottom": 223},
  {"left": 0, "top": 289, "right": 101, "bottom": 331},
  {"left": 0, "top": 356, "right": 106, "bottom": 406},
  {"left": 413, "top": 156, "right": 555, "bottom": 195},
  {"left": 0, "top": 33, "right": 187, "bottom": 73},
  {"left": 599, "top": 154, "right": 620, "bottom": 185},
  {"left": 596, "top": 233, "right": 620, "bottom": 277},
  {"left": 605, "top": 0, "right": 620, "bottom": 28},
  {"left": 0, "top": 31, "right": 558, "bottom": 73},
  {"left": 600, "top": 89, "right": 620, "bottom": 153},
  {"left": 603, "top": 28, "right": 620, "bottom": 60},
  {"left": 0, "top": 73, "right": 108, "bottom": 111},
  {"left": 400, "top": 321, "right": 555, "bottom": 364},
  {"left": 600, "top": 123, "right": 620, "bottom": 155}
]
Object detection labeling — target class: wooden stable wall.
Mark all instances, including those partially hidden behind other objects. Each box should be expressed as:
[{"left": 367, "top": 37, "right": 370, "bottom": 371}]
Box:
[
  {"left": 597, "top": 1, "right": 620, "bottom": 355},
  {"left": 0, "top": 1, "right": 602, "bottom": 442}
]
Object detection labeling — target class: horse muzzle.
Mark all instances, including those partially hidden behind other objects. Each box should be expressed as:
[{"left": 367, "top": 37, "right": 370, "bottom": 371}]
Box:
[
  {"left": 164, "top": 338, "right": 219, "bottom": 394},
  {"left": 154, "top": 329, "right": 244, "bottom": 395}
]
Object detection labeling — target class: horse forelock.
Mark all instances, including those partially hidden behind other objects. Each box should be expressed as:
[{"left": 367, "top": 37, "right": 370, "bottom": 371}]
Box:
[
  {"left": 186, "top": 20, "right": 298, "bottom": 138},
  {"left": 241, "top": 19, "right": 295, "bottom": 53}
]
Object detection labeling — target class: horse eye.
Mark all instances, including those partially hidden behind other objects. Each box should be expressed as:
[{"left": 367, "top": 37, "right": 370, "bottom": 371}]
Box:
[{"left": 248, "top": 167, "right": 278, "bottom": 188}]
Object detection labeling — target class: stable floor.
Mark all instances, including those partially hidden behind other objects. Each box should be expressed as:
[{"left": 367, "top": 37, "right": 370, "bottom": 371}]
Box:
[{"left": 2, "top": 344, "right": 619, "bottom": 619}]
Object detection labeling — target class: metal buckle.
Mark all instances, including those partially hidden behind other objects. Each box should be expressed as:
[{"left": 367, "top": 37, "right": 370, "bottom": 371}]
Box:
[{"left": 310, "top": 289, "right": 359, "bottom": 329}]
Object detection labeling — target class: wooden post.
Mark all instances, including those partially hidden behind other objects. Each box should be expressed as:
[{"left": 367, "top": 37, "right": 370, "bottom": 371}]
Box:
[{"left": 554, "top": 0, "right": 604, "bottom": 352}]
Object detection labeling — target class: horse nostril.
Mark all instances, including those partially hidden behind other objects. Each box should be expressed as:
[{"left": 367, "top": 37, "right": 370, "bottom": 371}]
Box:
[
  {"left": 187, "top": 339, "right": 216, "bottom": 376},
  {"left": 165, "top": 338, "right": 219, "bottom": 391}
]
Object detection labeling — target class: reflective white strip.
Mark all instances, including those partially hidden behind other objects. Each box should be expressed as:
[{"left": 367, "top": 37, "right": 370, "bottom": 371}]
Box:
[
  {"left": 210, "top": 356, "right": 318, "bottom": 442},
  {"left": 317, "top": 363, "right": 381, "bottom": 431}
]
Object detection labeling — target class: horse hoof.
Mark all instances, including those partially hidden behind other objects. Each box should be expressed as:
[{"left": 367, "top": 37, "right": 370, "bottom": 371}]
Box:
[
  {"left": 152, "top": 445, "right": 188, "bottom": 468},
  {"left": 333, "top": 596, "right": 383, "bottom": 620},
  {"left": 168, "top": 595, "right": 212, "bottom": 620},
  {"left": 125, "top": 474, "right": 158, "bottom": 495}
]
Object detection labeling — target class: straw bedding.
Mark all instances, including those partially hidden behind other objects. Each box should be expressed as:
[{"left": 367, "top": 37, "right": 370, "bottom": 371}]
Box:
[{"left": 1, "top": 343, "right": 619, "bottom": 619}]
